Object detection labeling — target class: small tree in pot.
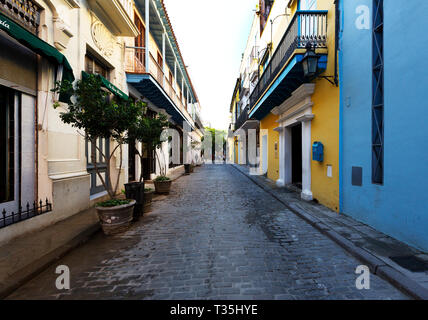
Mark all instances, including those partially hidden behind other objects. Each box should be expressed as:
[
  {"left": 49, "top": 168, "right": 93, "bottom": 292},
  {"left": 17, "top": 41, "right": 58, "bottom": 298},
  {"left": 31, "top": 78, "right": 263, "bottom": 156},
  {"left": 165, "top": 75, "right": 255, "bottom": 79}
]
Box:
[
  {"left": 128, "top": 111, "right": 171, "bottom": 195},
  {"left": 52, "top": 74, "right": 143, "bottom": 235}
]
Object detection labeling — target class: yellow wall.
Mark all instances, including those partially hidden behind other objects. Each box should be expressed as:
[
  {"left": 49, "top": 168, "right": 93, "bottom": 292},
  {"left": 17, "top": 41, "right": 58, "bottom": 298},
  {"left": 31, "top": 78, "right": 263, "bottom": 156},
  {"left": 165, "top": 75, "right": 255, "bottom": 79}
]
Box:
[
  {"left": 310, "top": 0, "right": 340, "bottom": 212},
  {"left": 260, "top": 113, "right": 279, "bottom": 181}
]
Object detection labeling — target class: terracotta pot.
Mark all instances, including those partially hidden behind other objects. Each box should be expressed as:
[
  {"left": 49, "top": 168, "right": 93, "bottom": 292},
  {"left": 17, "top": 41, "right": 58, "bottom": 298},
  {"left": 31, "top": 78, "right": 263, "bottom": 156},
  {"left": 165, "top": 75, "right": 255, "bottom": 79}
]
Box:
[
  {"left": 154, "top": 180, "right": 172, "bottom": 194},
  {"left": 144, "top": 190, "right": 154, "bottom": 212},
  {"left": 96, "top": 200, "right": 136, "bottom": 235},
  {"left": 190, "top": 164, "right": 194, "bottom": 173}
]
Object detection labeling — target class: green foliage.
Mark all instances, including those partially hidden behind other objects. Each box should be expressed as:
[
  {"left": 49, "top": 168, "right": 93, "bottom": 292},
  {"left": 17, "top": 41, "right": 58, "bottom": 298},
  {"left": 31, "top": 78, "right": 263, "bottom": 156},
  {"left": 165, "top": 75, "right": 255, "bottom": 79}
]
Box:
[
  {"left": 154, "top": 176, "right": 171, "bottom": 182},
  {"left": 52, "top": 74, "right": 144, "bottom": 199},
  {"left": 96, "top": 199, "right": 132, "bottom": 207},
  {"left": 128, "top": 111, "right": 170, "bottom": 182},
  {"left": 204, "top": 127, "right": 227, "bottom": 160},
  {"left": 144, "top": 188, "right": 153, "bottom": 192},
  {"left": 128, "top": 112, "right": 169, "bottom": 151},
  {"left": 52, "top": 75, "right": 143, "bottom": 142}
]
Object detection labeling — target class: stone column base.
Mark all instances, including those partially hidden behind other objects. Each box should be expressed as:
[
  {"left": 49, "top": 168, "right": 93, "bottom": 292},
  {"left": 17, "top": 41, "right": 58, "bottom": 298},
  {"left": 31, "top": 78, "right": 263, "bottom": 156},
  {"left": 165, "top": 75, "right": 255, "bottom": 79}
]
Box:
[{"left": 301, "top": 190, "right": 313, "bottom": 201}]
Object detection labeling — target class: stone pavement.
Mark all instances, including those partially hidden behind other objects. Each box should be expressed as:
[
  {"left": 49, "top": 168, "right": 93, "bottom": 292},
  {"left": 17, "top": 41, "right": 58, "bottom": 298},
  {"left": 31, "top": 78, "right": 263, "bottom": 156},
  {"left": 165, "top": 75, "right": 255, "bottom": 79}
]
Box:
[
  {"left": 232, "top": 164, "right": 428, "bottom": 299},
  {"left": 7, "top": 165, "right": 408, "bottom": 300}
]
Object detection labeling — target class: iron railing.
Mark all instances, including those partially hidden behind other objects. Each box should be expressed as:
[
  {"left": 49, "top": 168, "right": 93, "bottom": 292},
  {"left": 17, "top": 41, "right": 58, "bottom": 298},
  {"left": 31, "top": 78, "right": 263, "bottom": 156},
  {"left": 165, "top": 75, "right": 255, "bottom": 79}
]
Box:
[
  {"left": 125, "top": 47, "right": 195, "bottom": 126},
  {"left": 0, "top": 0, "right": 41, "bottom": 34},
  {"left": 234, "top": 106, "right": 249, "bottom": 132},
  {"left": 1, "top": 199, "right": 53, "bottom": 229},
  {"left": 249, "top": 11, "right": 328, "bottom": 110}
]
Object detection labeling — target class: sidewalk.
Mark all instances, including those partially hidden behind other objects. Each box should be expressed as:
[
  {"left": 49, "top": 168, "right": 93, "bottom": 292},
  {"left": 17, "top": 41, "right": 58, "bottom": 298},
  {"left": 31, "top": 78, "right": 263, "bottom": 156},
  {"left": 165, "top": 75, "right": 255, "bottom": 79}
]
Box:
[
  {"left": 0, "top": 165, "right": 188, "bottom": 299},
  {"left": 232, "top": 164, "right": 428, "bottom": 300},
  {"left": 0, "top": 207, "right": 100, "bottom": 299}
]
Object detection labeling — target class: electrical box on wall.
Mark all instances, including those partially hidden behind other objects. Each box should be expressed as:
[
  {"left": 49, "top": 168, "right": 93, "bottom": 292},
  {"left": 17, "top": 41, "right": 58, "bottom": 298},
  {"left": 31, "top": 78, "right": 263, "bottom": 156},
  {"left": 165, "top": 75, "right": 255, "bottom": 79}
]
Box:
[{"left": 312, "top": 142, "right": 324, "bottom": 162}]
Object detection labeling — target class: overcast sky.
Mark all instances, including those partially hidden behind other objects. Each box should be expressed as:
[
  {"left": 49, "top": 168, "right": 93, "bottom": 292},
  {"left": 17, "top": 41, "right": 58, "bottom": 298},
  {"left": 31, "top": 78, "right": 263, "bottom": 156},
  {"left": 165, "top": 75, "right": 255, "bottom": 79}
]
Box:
[{"left": 163, "top": 0, "right": 257, "bottom": 130}]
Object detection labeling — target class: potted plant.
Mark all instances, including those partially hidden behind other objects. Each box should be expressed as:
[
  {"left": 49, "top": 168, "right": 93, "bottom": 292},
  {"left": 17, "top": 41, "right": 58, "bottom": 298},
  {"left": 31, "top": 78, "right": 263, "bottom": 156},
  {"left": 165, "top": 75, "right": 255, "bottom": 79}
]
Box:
[
  {"left": 53, "top": 74, "right": 143, "bottom": 235},
  {"left": 128, "top": 111, "right": 171, "bottom": 195},
  {"left": 143, "top": 187, "right": 154, "bottom": 212},
  {"left": 153, "top": 149, "right": 172, "bottom": 194}
]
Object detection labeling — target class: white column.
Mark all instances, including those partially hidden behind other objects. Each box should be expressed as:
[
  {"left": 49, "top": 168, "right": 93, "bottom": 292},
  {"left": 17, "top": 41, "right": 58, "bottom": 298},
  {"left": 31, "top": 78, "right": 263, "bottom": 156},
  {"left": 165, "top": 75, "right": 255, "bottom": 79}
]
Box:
[
  {"left": 284, "top": 127, "right": 292, "bottom": 185},
  {"left": 275, "top": 127, "right": 285, "bottom": 186},
  {"left": 145, "top": 0, "right": 150, "bottom": 70},
  {"left": 301, "top": 118, "right": 313, "bottom": 201},
  {"left": 174, "top": 61, "right": 177, "bottom": 91},
  {"left": 181, "top": 78, "right": 184, "bottom": 103},
  {"left": 162, "top": 32, "right": 166, "bottom": 87}
]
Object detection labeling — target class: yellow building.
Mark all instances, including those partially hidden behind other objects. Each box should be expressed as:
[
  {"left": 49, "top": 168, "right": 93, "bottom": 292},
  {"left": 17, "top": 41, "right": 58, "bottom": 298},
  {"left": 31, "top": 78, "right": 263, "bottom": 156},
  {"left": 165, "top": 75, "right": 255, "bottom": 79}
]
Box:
[{"left": 248, "top": 0, "right": 340, "bottom": 211}]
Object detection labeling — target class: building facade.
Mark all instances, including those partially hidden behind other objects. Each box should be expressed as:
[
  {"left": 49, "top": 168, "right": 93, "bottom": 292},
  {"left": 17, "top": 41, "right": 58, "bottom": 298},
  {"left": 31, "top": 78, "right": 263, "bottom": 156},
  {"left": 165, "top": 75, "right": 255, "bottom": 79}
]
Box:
[
  {"left": 0, "top": 0, "right": 203, "bottom": 246},
  {"left": 125, "top": 0, "right": 204, "bottom": 180},
  {"left": 339, "top": 0, "right": 428, "bottom": 251},
  {"left": 229, "top": 0, "right": 340, "bottom": 211}
]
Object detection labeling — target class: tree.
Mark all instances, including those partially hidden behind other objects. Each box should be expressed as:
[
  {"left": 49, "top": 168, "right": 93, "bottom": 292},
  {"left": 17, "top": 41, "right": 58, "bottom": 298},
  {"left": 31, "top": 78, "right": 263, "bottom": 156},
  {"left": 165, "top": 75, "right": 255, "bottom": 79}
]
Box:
[
  {"left": 204, "top": 127, "right": 227, "bottom": 161},
  {"left": 52, "top": 74, "right": 143, "bottom": 199},
  {"left": 128, "top": 111, "right": 170, "bottom": 182}
]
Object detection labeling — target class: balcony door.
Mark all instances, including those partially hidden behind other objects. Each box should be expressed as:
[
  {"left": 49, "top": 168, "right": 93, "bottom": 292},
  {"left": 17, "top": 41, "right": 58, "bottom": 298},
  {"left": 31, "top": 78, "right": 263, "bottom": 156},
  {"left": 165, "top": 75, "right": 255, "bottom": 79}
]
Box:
[{"left": 134, "top": 13, "right": 145, "bottom": 71}]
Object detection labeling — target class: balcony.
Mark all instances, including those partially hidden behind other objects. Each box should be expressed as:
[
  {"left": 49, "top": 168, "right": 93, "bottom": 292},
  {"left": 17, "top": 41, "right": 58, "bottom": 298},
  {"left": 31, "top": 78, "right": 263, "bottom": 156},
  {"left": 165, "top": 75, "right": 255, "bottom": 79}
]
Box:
[
  {"left": 88, "top": 0, "right": 138, "bottom": 37},
  {"left": 249, "top": 10, "right": 328, "bottom": 120},
  {"left": 0, "top": 0, "right": 41, "bottom": 34},
  {"left": 126, "top": 47, "right": 194, "bottom": 128}
]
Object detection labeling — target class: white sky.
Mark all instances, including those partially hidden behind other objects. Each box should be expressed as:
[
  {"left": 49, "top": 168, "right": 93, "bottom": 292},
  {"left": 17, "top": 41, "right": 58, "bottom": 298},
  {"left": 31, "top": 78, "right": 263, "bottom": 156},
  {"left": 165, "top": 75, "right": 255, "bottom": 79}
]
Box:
[{"left": 163, "top": 0, "right": 257, "bottom": 130}]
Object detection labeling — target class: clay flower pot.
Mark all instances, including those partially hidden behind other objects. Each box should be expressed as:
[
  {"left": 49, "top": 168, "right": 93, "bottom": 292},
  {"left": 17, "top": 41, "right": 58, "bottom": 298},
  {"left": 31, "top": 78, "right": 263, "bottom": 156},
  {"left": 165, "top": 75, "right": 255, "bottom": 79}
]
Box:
[
  {"left": 154, "top": 179, "right": 172, "bottom": 194},
  {"left": 96, "top": 200, "right": 136, "bottom": 235},
  {"left": 144, "top": 189, "right": 154, "bottom": 212}
]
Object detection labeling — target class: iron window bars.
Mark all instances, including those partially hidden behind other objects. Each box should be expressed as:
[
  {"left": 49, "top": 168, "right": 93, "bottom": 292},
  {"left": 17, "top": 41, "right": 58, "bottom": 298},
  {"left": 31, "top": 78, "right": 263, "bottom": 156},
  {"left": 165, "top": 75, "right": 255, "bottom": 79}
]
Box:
[
  {"left": 1, "top": 199, "right": 53, "bottom": 229},
  {"left": 372, "top": 0, "right": 384, "bottom": 184}
]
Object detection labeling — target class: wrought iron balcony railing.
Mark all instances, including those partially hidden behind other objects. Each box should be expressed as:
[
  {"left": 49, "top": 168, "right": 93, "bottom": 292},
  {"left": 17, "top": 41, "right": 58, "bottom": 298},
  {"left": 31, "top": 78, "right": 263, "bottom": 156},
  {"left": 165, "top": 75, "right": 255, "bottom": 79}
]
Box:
[
  {"left": 249, "top": 10, "right": 328, "bottom": 110},
  {"left": 234, "top": 107, "right": 249, "bottom": 132},
  {"left": 125, "top": 47, "right": 195, "bottom": 126},
  {"left": 0, "top": 0, "right": 41, "bottom": 34}
]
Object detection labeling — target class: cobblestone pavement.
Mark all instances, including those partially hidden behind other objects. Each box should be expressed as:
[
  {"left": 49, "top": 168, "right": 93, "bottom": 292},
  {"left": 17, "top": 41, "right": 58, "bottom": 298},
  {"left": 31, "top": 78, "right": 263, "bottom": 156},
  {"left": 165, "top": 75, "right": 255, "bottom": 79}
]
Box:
[{"left": 8, "top": 165, "right": 408, "bottom": 300}]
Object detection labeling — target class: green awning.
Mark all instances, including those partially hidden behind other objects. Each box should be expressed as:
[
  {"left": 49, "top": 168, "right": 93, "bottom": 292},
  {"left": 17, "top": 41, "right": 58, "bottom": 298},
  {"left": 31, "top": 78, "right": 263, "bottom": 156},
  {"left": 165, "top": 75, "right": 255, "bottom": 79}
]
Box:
[
  {"left": 0, "top": 11, "right": 74, "bottom": 102},
  {"left": 82, "top": 71, "right": 129, "bottom": 100}
]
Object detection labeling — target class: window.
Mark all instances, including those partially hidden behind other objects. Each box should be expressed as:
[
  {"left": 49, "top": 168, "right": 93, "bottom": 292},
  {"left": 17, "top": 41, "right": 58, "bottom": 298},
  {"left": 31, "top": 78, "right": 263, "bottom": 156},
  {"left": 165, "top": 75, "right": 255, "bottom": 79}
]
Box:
[
  {"left": 85, "top": 55, "right": 109, "bottom": 79},
  {"left": 300, "top": 0, "right": 317, "bottom": 10},
  {"left": 259, "top": 0, "right": 274, "bottom": 35},
  {"left": 157, "top": 52, "right": 163, "bottom": 67},
  {"left": 372, "top": 0, "right": 384, "bottom": 184},
  {"left": 84, "top": 54, "right": 111, "bottom": 195},
  {"left": 0, "top": 86, "right": 14, "bottom": 203},
  {"left": 169, "top": 71, "right": 173, "bottom": 85}
]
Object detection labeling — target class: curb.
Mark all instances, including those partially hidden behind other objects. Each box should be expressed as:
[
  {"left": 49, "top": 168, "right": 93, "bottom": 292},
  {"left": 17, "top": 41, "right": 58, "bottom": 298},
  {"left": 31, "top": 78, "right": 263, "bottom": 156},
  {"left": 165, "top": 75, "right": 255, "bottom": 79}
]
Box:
[
  {"left": 230, "top": 164, "right": 428, "bottom": 300},
  {"left": 0, "top": 223, "right": 100, "bottom": 299}
]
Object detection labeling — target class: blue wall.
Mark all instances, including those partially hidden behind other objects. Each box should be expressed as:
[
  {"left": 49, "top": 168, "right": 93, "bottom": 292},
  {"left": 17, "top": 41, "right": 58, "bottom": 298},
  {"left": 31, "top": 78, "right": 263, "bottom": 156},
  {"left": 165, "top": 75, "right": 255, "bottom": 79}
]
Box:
[{"left": 340, "top": 0, "right": 428, "bottom": 252}]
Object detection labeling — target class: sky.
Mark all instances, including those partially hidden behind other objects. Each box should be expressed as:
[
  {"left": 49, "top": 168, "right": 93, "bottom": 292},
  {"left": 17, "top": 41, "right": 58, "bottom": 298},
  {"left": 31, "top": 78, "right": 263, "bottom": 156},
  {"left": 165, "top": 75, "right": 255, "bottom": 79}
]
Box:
[{"left": 163, "top": 0, "right": 257, "bottom": 130}]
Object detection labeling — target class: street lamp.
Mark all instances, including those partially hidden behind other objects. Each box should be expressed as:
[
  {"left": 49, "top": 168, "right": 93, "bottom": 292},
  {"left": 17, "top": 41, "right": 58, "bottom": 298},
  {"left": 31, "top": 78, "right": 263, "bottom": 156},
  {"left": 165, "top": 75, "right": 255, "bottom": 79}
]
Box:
[{"left": 301, "top": 42, "right": 320, "bottom": 78}]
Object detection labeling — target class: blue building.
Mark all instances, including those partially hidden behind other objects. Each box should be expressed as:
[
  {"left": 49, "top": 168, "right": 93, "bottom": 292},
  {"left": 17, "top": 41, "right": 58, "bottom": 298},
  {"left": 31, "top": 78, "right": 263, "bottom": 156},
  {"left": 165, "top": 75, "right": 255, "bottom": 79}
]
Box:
[{"left": 339, "top": 0, "right": 428, "bottom": 251}]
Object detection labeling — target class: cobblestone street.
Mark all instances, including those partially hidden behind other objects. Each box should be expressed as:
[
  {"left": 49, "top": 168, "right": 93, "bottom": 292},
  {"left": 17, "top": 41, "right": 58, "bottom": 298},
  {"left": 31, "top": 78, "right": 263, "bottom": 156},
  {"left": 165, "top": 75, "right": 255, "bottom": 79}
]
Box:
[{"left": 8, "top": 165, "right": 407, "bottom": 300}]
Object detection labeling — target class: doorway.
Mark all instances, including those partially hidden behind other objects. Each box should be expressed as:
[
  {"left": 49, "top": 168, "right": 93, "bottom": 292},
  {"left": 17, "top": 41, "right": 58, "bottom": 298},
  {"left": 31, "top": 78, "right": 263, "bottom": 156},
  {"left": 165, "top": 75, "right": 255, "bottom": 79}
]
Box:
[{"left": 291, "top": 123, "right": 302, "bottom": 188}]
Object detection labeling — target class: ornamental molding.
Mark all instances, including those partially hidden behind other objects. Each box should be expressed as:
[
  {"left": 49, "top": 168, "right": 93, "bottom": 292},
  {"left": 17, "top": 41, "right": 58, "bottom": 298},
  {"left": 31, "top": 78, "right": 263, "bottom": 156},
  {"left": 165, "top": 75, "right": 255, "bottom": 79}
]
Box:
[
  {"left": 271, "top": 83, "right": 315, "bottom": 116},
  {"left": 91, "top": 19, "right": 115, "bottom": 57}
]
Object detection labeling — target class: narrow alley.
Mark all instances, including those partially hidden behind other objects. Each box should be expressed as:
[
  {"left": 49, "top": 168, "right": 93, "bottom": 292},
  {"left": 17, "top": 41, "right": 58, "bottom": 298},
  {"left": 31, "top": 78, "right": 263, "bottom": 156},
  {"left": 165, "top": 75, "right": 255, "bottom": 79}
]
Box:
[{"left": 7, "top": 165, "right": 407, "bottom": 300}]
